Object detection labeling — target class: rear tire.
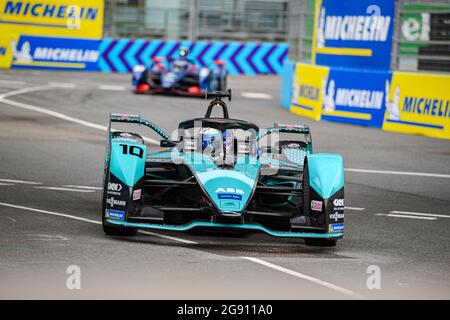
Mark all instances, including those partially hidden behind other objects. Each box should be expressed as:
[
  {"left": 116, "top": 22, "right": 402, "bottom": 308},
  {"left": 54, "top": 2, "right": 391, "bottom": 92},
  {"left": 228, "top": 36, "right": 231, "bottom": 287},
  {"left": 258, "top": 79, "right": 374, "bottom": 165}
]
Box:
[
  {"left": 305, "top": 238, "right": 337, "bottom": 247},
  {"left": 101, "top": 165, "right": 137, "bottom": 237}
]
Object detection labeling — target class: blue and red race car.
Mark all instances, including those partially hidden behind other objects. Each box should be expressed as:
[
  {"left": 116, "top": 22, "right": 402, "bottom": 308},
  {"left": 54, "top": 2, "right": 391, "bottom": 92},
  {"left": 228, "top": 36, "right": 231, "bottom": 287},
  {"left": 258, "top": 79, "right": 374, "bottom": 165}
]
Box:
[{"left": 131, "top": 48, "right": 227, "bottom": 96}]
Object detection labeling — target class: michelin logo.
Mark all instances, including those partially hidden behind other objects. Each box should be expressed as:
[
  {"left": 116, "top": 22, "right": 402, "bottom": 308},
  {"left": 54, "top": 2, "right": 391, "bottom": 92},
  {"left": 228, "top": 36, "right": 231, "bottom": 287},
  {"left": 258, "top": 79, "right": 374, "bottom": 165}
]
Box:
[
  {"left": 3, "top": 1, "right": 98, "bottom": 20},
  {"left": 322, "top": 77, "right": 384, "bottom": 111},
  {"left": 11, "top": 39, "right": 32, "bottom": 63},
  {"left": 10, "top": 38, "right": 99, "bottom": 64},
  {"left": 316, "top": 6, "right": 391, "bottom": 48},
  {"left": 385, "top": 80, "right": 401, "bottom": 120}
]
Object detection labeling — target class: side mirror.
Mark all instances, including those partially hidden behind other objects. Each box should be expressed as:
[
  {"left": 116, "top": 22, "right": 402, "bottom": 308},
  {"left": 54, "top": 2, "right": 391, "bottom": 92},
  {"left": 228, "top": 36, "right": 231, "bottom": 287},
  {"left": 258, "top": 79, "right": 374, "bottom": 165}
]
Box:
[{"left": 160, "top": 139, "right": 178, "bottom": 148}]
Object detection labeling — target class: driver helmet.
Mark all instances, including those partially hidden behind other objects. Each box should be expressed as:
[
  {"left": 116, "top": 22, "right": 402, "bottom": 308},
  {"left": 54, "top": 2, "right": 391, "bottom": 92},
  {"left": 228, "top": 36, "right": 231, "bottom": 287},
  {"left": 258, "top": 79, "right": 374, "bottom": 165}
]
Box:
[
  {"left": 179, "top": 47, "right": 189, "bottom": 58},
  {"left": 200, "top": 128, "right": 221, "bottom": 151}
]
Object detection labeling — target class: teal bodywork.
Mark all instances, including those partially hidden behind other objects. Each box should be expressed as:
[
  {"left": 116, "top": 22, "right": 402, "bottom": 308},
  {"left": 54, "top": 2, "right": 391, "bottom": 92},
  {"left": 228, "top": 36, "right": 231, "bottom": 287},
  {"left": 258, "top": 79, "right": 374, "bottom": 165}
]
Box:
[
  {"left": 106, "top": 219, "right": 343, "bottom": 238},
  {"left": 109, "top": 140, "right": 147, "bottom": 187},
  {"left": 149, "top": 151, "right": 259, "bottom": 212},
  {"left": 306, "top": 154, "right": 344, "bottom": 199}
]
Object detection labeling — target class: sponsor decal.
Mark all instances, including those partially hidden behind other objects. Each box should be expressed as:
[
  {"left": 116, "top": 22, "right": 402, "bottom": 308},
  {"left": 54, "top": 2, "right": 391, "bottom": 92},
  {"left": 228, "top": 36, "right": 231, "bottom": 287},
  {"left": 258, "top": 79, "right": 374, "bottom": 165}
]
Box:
[
  {"left": 311, "top": 200, "right": 323, "bottom": 212},
  {"left": 106, "top": 197, "right": 126, "bottom": 208},
  {"left": 108, "top": 182, "right": 123, "bottom": 192},
  {"left": 329, "top": 223, "right": 344, "bottom": 233},
  {"left": 215, "top": 187, "right": 244, "bottom": 201},
  {"left": 333, "top": 198, "right": 344, "bottom": 207},
  {"left": 218, "top": 193, "right": 242, "bottom": 201},
  {"left": 105, "top": 209, "right": 125, "bottom": 221},
  {"left": 329, "top": 212, "right": 345, "bottom": 222},
  {"left": 132, "top": 189, "right": 141, "bottom": 201}
]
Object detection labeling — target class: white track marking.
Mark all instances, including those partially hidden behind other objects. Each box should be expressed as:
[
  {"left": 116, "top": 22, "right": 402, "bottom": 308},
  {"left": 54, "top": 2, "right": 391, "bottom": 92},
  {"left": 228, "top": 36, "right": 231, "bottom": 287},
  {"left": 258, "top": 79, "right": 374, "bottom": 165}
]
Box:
[
  {"left": 99, "top": 85, "right": 126, "bottom": 91},
  {"left": 0, "top": 202, "right": 197, "bottom": 244},
  {"left": 0, "top": 80, "right": 25, "bottom": 86},
  {"left": 26, "top": 234, "right": 69, "bottom": 241},
  {"left": 390, "top": 211, "right": 450, "bottom": 219},
  {"left": 0, "top": 178, "right": 42, "bottom": 185},
  {"left": 0, "top": 202, "right": 101, "bottom": 224},
  {"left": 345, "top": 206, "right": 365, "bottom": 211},
  {"left": 48, "top": 82, "right": 77, "bottom": 88},
  {"left": 376, "top": 213, "right": 436, "bottom": 221},
  {"left": 241, "top": 92, "right": 273, "bottom": 99},
  {"left": 138, "top": 230, "right": 198, "bottom": 245},
  {"left": 0, "top": 85, "right": 61, "bottom": 99},
  {"left": 34, "top": 186, "right": 95, "bottom": 193},
  {"left": 241, "top": 257, "right": 363, "bottom": 299},
  {"left": 64, "top": 185, "right": 102, "bottom": 190},
  {"left": 0, "top": 86, "right": 159, "bottom": 145},
  {"left": 345, "top": 168, "right": 450, "bottom": 179},
  {"left": 0, "top": 183, "right": 14, "bottom": 186}
]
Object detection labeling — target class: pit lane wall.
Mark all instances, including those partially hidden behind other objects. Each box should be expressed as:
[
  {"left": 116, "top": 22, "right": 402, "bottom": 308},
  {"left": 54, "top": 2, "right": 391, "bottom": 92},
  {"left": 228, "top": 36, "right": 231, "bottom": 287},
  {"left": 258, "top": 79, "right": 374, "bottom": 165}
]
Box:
[{"left": 280, "top": 0, "right": 450, "bottom": 140}]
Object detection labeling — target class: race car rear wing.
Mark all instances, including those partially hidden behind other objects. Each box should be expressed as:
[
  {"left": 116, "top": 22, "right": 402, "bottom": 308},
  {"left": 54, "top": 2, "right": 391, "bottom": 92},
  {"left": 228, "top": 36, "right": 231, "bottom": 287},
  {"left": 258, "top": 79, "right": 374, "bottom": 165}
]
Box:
[{"left": 109, "top": 113, "right": 172, "bottom": 141}]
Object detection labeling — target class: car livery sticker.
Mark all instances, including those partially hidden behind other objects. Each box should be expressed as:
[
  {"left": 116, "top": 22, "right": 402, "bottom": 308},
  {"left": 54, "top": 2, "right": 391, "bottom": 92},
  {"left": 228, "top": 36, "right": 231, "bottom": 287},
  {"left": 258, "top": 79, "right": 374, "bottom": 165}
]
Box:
[{"left": 105, "top": 209, "right": 125, "bottom": 221}]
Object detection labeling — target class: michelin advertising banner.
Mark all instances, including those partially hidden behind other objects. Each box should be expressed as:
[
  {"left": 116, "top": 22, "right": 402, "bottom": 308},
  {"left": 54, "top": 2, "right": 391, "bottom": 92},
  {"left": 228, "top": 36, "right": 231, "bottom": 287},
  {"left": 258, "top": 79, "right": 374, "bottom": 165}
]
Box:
[
  {"left": 8, "top": 35, "right": 100, "bottom": 71},
  {"left": 290, "top": 63, "right": 391, "bottom": 128},
  {"left": 313, "top": 0, "right": 395, "bottom": 70},
  {"left": 383, "top": 72, "right": 450, "bottom": 140},
  {"left": 0, "top": 0, "right": 104, "bottom": 70}
]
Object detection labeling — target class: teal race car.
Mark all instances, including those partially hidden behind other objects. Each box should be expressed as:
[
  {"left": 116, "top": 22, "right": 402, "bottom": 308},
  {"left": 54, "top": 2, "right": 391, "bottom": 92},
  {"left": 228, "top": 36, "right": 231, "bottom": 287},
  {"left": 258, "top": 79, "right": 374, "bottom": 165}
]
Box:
[{"left": 102, "top": 90, "right": 344, "bottom": 246}]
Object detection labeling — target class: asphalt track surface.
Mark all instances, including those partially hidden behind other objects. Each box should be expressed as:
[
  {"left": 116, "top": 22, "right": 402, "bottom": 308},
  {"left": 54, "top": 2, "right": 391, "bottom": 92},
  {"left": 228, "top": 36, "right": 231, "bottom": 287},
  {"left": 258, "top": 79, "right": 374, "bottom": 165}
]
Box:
[{"left": 0, "top": 70, "right": 449, "bottom": 299}]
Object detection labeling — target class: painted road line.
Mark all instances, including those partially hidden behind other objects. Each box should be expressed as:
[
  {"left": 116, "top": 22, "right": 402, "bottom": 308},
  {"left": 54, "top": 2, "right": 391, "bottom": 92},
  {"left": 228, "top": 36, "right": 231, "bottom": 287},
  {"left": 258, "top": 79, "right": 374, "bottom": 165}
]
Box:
[
  {"left": 345, "top": 168, "right": 450, "bottom": 179},
  {"left": 0, "top": 202, "right": 197, "bottom": 245},
  {"left": 241, "top": 92, "right": 273, "bottom": 99},
  {"left": 241, "top": 257, "right": 363, "bottom": 299},
  {"left": 64, "top": 185, "right": 102, "bottom": 190},
  {"left": 48, "top": 82, "right": 77, "bottom": 88},
  {"left": 0, "top": 202, "right": 101, "bottom": 224},
  {"left": 345, "top": 207, "right": 365, "bottom": 211},
  {"left": 0, "top": 86, "right": 159, "bottom": 145},
  {"left": 0, "top": 183, "right": 14, "bottom": 186},
  {"left": 390, "top": 211, "right": 450, "bottom": 219},
  {"left": 0, "top": 178, "right": 42, "bottom": 185},
  {"left": 138, "top": 230, "right": 198, "bottom": 245},
  {"left": 376, "top": 213, "right": 437, "bottom": 221},
  {"left": 0, "top": 80, "right": 26, "bottom": 86},
  {"left": 34, "top": 186, "right": 96, "bottom": 193},
  {"left": 99, "top": 84, "right": 126, "bottom": 91}
]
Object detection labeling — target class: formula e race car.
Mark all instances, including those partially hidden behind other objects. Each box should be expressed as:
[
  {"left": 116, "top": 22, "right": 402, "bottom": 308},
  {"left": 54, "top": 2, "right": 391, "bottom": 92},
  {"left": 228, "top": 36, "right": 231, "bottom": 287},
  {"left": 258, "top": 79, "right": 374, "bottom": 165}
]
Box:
[
  {"left": 131, "top": 47, "right": 227, "bottom": 96},
  {"left": 102, "top": 90, "right": 344, "bottom": 246}
]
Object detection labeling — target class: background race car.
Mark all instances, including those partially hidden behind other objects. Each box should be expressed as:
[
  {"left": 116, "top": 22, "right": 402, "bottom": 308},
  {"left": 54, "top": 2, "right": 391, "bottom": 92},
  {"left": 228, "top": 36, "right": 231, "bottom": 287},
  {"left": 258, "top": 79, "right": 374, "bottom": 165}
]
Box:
[
  {"left": 131, "top": 48, "right": 227, "bottom": 96},
  {"left": 102, "top": 90, "right": 345, "bottom": 247}
]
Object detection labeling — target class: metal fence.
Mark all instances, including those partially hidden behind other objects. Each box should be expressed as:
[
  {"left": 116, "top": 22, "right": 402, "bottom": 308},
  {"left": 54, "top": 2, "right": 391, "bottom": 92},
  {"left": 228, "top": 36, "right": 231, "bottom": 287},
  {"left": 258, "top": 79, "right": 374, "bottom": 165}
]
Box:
[
  {"left": 104, "top": 0, "right": 295, "bottom": 42},
  {"left": 104, "top": 0, "right": 449, "bottom": 72}
]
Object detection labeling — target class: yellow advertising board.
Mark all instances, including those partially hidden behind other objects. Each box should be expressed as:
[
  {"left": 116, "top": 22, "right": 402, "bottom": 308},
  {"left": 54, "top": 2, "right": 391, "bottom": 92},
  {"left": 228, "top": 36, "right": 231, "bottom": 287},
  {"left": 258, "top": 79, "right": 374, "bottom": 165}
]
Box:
[
  {"left": 0, "top": 0, "right": 103, "bottom": 69},
  {"left": 0, "top": 0, "right": 104, "bottom": 39},
  {"left": 382, "top": 71, "right": 450, "bottom": 140},
  {"left": 290, "top": 63, "right": 329, "bottom": 121}
]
